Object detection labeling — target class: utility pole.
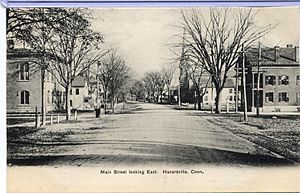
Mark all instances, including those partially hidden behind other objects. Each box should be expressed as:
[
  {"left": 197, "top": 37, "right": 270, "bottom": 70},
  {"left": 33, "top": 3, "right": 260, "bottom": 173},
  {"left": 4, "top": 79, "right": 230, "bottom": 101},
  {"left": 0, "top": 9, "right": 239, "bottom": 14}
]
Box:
[
  {"left": 95, "top": 61, "right": 101, "bottom": 118},
  {"left": 194, "top": 90, "right": 197, "bottom": 110},
  {"left": 234, "top": 63, "right": 239, "bottom": 113},
  {"left": 256, "top": 42, "right": 261, "bottom": 117},
  {"left": 178, "top": 28, "right": 185, "bottom": 106},
  {"left": 96, "top": 62, "right": 99, "bottom": 106},
  {"left": 178, "top": 79, "right": 181, "bottom": 106},
  {"left": 41, "top": 67, "right": 46, "bottom": 125},
  {"left": 211, "top": 77, "right": 214, "bottom": 114},
  {"left": 242, "top": 44, "right": 248, "bottom": 121}
]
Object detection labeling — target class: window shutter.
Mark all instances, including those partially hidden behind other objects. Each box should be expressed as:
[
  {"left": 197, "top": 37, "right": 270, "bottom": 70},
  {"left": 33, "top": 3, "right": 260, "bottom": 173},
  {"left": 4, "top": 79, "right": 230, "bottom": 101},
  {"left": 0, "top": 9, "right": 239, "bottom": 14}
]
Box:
[{"left": 278, "top": 93, "right": 282, "bottom": 102}]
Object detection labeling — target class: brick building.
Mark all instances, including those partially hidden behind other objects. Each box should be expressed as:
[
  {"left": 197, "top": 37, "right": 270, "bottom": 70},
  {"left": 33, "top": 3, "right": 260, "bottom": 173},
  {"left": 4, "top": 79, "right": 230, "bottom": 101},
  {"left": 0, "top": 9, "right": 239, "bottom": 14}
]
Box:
[{"left": 242, "top": 45, "right": 300, "bottom": 112}]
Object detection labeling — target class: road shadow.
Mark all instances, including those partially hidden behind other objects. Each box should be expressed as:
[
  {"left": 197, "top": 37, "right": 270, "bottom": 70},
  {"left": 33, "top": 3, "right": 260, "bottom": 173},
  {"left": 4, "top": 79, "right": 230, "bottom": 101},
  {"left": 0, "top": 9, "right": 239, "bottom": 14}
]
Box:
[{"left": 7, "top": 140, "right": 297, "bottom": 167}]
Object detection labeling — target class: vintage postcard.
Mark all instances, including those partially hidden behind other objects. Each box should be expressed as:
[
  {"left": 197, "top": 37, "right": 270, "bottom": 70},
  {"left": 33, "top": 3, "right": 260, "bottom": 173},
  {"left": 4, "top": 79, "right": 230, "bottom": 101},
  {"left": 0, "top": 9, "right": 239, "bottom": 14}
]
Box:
[{"left": 5, "top": 6, "right": 300, "bottom": 192}]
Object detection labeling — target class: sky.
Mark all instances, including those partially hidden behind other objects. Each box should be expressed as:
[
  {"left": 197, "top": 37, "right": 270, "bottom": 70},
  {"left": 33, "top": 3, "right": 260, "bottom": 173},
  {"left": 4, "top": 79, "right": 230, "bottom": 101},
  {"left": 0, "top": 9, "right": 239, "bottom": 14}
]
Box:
[{"left": 90, "top": 7, "right": 299, "bottom": 78}]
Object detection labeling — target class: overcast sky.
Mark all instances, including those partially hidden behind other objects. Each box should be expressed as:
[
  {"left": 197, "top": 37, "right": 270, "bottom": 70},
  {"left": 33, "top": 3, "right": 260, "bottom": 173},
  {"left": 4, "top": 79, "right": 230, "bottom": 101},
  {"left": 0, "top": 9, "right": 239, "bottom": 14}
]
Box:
[{"left": 90, "top": 7, "right": 299, "bottom": 78}]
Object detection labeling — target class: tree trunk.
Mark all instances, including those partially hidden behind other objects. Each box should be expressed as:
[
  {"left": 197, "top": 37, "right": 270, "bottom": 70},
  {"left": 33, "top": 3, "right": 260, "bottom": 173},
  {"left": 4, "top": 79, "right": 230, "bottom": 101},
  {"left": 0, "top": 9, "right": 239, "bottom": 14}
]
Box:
[
  {"left": 41, "top": 69, "right": 46, "bottom": 125},
  {"left": 167, "top": 86, "right": 171, "bottom": 104},
  {"left": 104, "top": 90, "right": 107, "bottom": 114},
  {"left": 112, "top": 95, "right": 115, "bottom": 113},
  {"left": 214, "top": 88, "right": 222, "bottom": 114},
  {"left": 197, "top": 92, "right": 201, "bottom": 110},
  {"left": 65, "top": 85, "right": 71, "bottom": 120}
]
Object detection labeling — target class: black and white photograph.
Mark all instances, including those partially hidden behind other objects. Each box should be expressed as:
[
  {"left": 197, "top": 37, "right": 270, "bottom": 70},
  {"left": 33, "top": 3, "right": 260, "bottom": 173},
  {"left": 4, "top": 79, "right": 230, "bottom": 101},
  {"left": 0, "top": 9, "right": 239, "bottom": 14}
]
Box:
[{"left": 5, "top": 6, "right": 300, "bottom": 192}]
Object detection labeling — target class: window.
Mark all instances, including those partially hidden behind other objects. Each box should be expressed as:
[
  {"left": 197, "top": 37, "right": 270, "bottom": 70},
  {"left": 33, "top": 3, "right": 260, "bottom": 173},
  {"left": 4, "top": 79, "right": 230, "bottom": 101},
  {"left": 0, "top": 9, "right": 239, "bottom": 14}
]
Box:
[
  {"left": 279, "top": 75, "right": 289, "bottom": 85},
  {"left": 265, "top": 75, "right": 276, "bottom": 85},
  {"left": 76, "top": 88, "right": 80, "bottom": 95},
  {"left": 229, "top": 89, "right": 233, "bottom": 94},
  {"left": 297, "top": 75, "right": 300, "bottom": 86},
  {"left": 229, "top": 96, "right": 233, "bottom": 101},
  {"left": 70, "top": 89, "right": 72, "bottom": 95},
  {"left": 278, "top": 92, "right": 289, "bottom": 102},
  {"left": 47, "top": 91, "right": 51, "bottom": 104},
  {"left": 20, "top": 90, "right": 29, "bottom": 104},
  {"left": 297, "top": 93, "right": 300, "bottom": 103},
  {"left": 265, "top": 92, "right": 274, "bottom": 102},
  {"left": 19, "top": 63, "right": 29, "bottom": 80},
  {"left": 70, "top": 100, "right": 73, "bottom": 107}
]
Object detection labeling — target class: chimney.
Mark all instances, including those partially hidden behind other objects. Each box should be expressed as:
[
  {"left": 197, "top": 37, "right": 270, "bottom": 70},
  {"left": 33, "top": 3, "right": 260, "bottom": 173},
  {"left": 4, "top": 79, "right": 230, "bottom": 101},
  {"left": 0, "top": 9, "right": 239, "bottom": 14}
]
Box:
[
  {"left": 296, "top": 46, "right": 299, "bottom": 62},
  {"left": 274, "top": 46, "right": 280, "bottom": 62}
]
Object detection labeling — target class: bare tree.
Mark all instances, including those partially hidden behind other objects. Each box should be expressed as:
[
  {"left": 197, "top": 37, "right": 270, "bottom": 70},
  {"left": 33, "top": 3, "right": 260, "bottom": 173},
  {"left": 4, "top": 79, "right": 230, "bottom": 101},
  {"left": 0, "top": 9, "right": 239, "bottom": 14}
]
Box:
[
  {"left": 48, "top": 8, "right": 105, "bottom": 120},
  {"left": 182, "top": 57, "right": 210, "bottom": 110},
  {"left": 144, "top": 71, "right": 165, "bottom": 103},
  {"left": 130, "top": 80, "right": 147, "bottom": 101},
  {"left": 143, "top": 73, "right": 156, "bottom": 102},
  {"left": 98, "top": 50, "right": 131, "bottom": 113},
  {"left": 8, "top": 8, "right": 69, "bottom": 124},
  {"left": 6, "top": 8, "right": 68, "bottom": 35},
  {"left": 162, "top": 63, "right": 177, "bottom": 104},
  {"left": 8, "top": 8, "right": 105, "bottom": 121},
  {"left": 180, "top": 8, "right": 274, "bottom": 113}
]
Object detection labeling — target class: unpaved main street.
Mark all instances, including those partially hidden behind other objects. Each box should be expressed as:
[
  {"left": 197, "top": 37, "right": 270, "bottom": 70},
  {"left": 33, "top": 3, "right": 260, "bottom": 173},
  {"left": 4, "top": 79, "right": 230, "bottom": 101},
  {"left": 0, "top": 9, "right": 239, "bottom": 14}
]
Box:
[{"left": 7, "top": 103, "right": 295, "bottom": 166}]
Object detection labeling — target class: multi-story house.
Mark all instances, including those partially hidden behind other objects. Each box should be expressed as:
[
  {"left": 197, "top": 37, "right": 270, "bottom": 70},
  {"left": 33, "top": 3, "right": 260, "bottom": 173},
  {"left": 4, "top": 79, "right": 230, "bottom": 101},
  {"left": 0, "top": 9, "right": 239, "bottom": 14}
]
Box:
[
  {"left": 202, "top": 78, "right": 237, "bottom": 110},
  {"left": 243, "top": 44, "right": 300, "bottom": 112},
  {"left": 69, "top": 76, "right": 91, "bottom": 110},
  {"left": 7, "top": 41, "right": 59, "bottom": 113}
]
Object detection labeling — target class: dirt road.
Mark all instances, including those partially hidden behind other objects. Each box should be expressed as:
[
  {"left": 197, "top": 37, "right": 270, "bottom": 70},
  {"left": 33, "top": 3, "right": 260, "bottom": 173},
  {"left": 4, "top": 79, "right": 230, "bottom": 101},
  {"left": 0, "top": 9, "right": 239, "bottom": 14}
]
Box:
[{"left": 7, "top": 103, "right": 294, "bottom": 166}]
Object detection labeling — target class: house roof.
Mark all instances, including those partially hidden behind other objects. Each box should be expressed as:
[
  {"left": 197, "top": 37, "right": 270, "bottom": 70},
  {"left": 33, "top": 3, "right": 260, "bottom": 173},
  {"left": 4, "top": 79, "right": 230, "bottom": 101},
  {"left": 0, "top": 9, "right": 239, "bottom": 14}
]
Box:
[
  {"left": 223, "top": 78, "right": 235, "bottom": 88},
  {"left": 245, "top": 46, "right": 299, "bottom": 67},
  {"left": 206, "top": 78, "right": 235, "bottom": 88},
  {"left": 72, "top": 76, "right": 87, "bottom": 87}
]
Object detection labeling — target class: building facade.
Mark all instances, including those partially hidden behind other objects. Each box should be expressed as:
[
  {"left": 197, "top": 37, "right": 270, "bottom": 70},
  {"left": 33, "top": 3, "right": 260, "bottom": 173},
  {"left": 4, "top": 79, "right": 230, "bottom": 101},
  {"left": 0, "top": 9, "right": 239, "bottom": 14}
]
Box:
[
  {"left": 7, "top": 46, "right": 58, "bottom": 113},
  {"left": 243, "top": 45, "right": 300, "bottom": 112},
  {"left": 69, "top": 76, "right": 91, "bottom": 110},
  {"left": 202, "top": 79, "right": 237, "bottom": 110}
]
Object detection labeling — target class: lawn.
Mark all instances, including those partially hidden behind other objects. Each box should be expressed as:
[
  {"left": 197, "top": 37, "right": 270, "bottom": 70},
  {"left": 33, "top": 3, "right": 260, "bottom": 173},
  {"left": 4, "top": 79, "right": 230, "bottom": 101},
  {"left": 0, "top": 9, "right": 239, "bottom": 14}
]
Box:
[{"left": 208, "top": 114, "right": 300, "bottom": 162}]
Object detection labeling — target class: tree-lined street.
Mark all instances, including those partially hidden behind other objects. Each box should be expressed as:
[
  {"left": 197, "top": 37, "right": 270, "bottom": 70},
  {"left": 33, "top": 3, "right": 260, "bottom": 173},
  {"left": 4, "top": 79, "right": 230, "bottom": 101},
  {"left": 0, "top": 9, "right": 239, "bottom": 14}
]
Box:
[{"left": 7, "top": 102, "right": 295, "bottom": 166}]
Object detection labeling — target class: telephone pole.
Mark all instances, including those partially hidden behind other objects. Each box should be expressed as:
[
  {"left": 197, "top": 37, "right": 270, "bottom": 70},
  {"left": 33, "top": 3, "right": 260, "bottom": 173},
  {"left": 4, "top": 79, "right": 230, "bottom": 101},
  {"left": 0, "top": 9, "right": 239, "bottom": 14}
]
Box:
[
  {"left": 178, "top": 28, "right": 185, "bottom": 106},
  {"left": 242, "top": 44, "right": 248, "bottom": 121},
  {"left": 234, "top": 63, "right": 239, "bottom": 113},
  {"left": 211, "top": 77, "right": 214, "bottom": 114},
  {"left": 256, "top": 42, "right": 262, "bottom": 116}
]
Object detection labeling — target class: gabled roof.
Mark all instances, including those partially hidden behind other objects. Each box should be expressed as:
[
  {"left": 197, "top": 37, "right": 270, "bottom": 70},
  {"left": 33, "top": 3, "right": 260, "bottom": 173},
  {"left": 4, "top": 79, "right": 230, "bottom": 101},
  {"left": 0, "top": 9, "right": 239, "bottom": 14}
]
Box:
[
  {"left": 223, "top": 78, "right": 235, "bottom": 88},
  {"left": 205, "top": 78, "right": 235, "bottom": 88},
  {"left": 72, "top": 76, "right": 87, "bottom": 87}
]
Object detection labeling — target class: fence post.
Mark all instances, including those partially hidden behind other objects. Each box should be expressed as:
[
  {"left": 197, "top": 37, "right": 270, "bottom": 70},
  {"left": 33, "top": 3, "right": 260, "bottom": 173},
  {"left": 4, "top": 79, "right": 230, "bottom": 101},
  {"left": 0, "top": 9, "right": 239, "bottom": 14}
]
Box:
[
  {"left": 57, "top": 113, "right": 60, "bottom": 123},
  {"left": 50, "top": 114, "right": 53, "bottom": 125},
  {"left": 74, "top": 109, "right": 78, "bottom": 120},
  {"left": 226, "top": 100, "right": 229, "bottom": 113}
]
